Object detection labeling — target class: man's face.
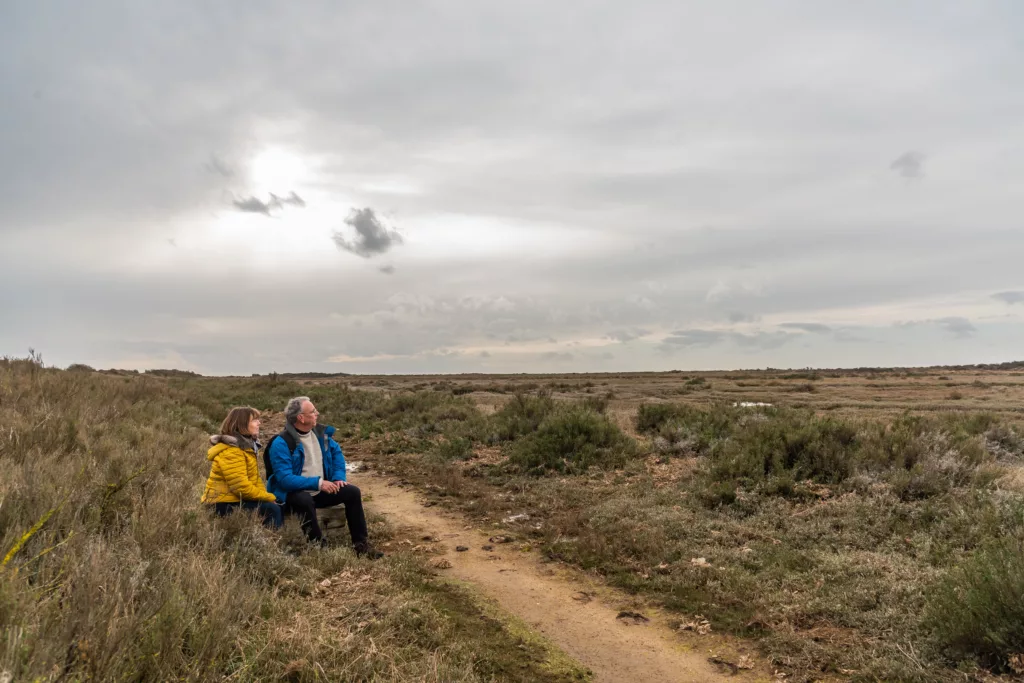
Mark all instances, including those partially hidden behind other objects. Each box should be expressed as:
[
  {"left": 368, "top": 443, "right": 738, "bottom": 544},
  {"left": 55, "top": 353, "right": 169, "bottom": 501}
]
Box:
[{"left": 296, "top": 401, "right": 319, "bottom": 430}]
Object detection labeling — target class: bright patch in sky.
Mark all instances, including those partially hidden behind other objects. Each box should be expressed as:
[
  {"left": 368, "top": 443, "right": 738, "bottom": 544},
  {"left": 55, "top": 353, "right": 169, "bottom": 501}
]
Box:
[{"left": 248, "top": 147, "right": 312, "bottom": 195}]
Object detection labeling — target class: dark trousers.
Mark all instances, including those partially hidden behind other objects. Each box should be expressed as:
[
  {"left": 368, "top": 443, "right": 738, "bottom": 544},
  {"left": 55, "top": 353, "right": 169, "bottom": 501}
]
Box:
[
  {"left": 285, "top": 485, "right": 368, "bottom": 545},
  {"left": 213, "top": 500, "right": 283, "bottom": 529}
]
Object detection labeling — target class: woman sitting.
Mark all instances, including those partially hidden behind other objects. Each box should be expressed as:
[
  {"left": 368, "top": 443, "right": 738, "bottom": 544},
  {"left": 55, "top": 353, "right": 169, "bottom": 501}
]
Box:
[{"left": 202, "top": 406, "right": 283, "bottom": 528}]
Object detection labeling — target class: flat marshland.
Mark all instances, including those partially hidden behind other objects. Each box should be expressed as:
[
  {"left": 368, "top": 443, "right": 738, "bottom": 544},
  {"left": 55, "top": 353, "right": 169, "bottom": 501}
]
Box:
[{"left": 3, "top": 359, "right": 1024, "bottom": 681}]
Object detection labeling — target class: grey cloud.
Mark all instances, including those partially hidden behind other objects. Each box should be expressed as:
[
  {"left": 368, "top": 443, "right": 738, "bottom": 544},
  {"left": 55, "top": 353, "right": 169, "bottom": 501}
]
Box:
[
  {"left": 661, "top": 330, "right": 727, "bottom": 347},
  {"left": 232, "top": 191, "right": 306, "bottom": 216},
  {"left": 232, "top": 196, "right": 277, "bottom": 216},
  {"left": 204, "top": 155, "right": 234, "bottom": 178},
  {"left": 890, "top": 151, "right": 926, "bottom": 179},
  {"left": 333, "top": 208, "right": 403, "bottom": 258},
  {"left": 275, "top": 191, "right": 306, "bottom": 208},
  {"left": 605, "top": 328, "right": 650, "bottom": 343},
  {"left": 378, "top": 265, "right": 396, "bottom": 275},
  {"left": 540, "top": 352, "right": 573, "bottom": 362},
  {"left": 897, "top": 317, "right": 977, "bottom": 339},
  {"left": 661, "top": 328, "right": 798, "bottom": 352},
  {"left": 993, "top": 291, "right": 1024, "bottom": 305},
  {"left": 731, "top": 331, "right": 798, "bottom": 350},
  {"left": 780, "top": 322, "right": 832, "bottom": 334},
  {"left": 728, "top": 312, "right": 760, "bottom": 323},
  {"left": 936, "top": 317, "right": 976, "bottom": 338}
]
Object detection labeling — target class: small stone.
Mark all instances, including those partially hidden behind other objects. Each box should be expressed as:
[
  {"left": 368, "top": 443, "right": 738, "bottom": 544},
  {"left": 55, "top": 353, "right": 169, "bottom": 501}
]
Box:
[
  {"left": 481, "top": 545, "right": 494, "bottom": 551},
  {"left": 431, "top": 558, "right": 453, "bottom": 569},
  {"left": 455, "top": 545, "right": 469, "bottom": 552}
]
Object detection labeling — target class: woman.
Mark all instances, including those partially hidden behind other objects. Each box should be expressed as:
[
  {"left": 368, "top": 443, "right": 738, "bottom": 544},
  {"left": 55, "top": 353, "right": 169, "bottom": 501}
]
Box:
[{"left": 202, "top": 406, "right": 283, "bottom": 528}]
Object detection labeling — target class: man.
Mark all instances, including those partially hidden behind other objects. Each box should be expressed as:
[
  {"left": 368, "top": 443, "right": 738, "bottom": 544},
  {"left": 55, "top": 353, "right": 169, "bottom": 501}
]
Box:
[{"left": 265, "top": 396, "right": 382, "bottom": 558}]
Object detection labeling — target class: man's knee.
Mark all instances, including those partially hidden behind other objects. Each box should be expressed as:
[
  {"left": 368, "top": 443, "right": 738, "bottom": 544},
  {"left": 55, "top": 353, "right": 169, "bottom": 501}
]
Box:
[
  {"left": 340, "top": 484, "right": 361, "bottom": 502},
  {"left": 286, "top": 490, "right": 316, "bottom": 511}
]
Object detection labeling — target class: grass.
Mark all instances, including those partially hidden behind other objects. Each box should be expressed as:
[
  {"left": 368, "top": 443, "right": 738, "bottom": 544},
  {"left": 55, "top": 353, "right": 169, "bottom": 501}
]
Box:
[
  {"left": 924, "top": 535, "right": 1024, "bottom": 674},
  {"left": 10, "top": 360, "right": 1024, "bottom": 681},
  {"left": 0, "top": 358, "right": 588, "bottom": 682},
  {"left": 349, "top": 384, "right": 1024, "bottom": 681}
]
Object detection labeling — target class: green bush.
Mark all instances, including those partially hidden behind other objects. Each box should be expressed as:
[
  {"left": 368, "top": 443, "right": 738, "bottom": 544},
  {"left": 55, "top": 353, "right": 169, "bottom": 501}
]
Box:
[
  {"left": 488, "top": 393, "right": 555, "bottom": 442},
  {"left": 707, "top": 415, "right": 857, "bottom": 485},
  {"left": 636, "top": 404, "right": 737, "bottom": 456},
  {"left": 507, "top": 406, "right": 637, "bottom": 475},
  {"left": 926, "top": 536, "right": 1024, "bottom": 673},
  {"left": 433, "top": 436, "right": 475, "bottom": 461},
  {"left": 635, "top": 403, "right": 680, "bottom": 433}
]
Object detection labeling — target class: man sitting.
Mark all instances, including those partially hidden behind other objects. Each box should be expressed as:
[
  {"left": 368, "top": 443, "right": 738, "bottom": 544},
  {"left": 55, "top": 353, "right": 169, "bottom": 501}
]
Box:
[{"left": 265, "top": 395, "right": 382, "bottom": 558}]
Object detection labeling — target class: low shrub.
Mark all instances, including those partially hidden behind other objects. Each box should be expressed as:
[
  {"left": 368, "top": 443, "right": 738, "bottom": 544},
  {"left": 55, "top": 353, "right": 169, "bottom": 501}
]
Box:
[
  {"left": 433, "top": 436, "right": 475, "bottom": 461},
  {"left": 507, "top": 406, "right": 637, "bottom": 475},
  {"left": 488, "top": 393, "right": 555, "bottom": 442},
  {"left": 926, "top": 536, "right": 1024, "bottom": 673}
]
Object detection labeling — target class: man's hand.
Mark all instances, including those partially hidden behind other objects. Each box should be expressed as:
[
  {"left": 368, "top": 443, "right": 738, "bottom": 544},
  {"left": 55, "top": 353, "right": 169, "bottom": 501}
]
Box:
[
  {"left": 318, "top": 479, "right": 338, "bottom": 494},
  {"left": 334, "top": 480, "right": 348, "bottom": 488}
]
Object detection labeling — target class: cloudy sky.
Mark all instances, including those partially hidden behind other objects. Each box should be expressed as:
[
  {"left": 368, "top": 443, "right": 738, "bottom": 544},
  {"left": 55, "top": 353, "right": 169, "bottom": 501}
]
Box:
[{"left": 2, "top": 1, "right": 1023, "bottom": 374}]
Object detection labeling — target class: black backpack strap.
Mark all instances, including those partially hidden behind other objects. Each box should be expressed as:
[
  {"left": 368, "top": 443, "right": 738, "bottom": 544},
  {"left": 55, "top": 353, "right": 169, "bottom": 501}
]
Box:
[{"left": 263, "top": 430, "right": 297, "bottom": 480}]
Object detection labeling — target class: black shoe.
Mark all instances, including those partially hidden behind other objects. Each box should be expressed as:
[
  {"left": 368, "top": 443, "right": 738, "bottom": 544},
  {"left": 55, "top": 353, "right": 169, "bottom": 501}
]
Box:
[{"left": 354, "top": 543, "right": 384, "bottom": 559}]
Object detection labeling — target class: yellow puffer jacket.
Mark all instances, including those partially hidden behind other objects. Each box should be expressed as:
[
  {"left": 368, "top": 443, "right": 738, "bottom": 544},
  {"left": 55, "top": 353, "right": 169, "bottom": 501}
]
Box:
[{"left": 201, "top": 435, "right": 277, "bottom": 504}]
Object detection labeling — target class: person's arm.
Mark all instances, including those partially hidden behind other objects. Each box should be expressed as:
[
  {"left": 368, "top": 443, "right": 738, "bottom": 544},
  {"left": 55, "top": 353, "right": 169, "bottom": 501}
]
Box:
[
  {"left": 328, "top": 436, "right": 347, "bottom": 483},
  {"left": 267, "top": 437, "right": 320, "bottom": 493},
  {"left": 249, "top": 466, "right": 278, "bottom": 503},
  {"left": 220, "top": 450, "right": 278, "bottom": 502}
]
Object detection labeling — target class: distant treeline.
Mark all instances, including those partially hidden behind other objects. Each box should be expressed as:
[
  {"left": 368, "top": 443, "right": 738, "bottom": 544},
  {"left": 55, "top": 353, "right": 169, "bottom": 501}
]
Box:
[{"left": 62, "top": 360, "right": 1024, "bottom": 378}]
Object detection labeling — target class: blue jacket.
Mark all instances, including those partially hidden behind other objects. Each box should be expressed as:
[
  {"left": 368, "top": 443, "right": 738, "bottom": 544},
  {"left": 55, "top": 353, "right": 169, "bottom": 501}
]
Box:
[{"left": 265, "top": 423, "right": 347, "bottom": 502}]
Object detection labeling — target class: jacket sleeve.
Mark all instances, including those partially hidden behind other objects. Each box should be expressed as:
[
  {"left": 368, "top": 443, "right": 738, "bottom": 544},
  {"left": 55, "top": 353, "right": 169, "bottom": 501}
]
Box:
[
  {"left": 327, "top": 436, "right": 347, "bottom": 482},
  {"left": 267, "top": 436, "right": 320, "bottom": 493},
  {"left": 249, "top": 463, "right": 278, "bottom": 503},
  {"left": 219, "top": 449, "right": 277, "bottom": 502}
]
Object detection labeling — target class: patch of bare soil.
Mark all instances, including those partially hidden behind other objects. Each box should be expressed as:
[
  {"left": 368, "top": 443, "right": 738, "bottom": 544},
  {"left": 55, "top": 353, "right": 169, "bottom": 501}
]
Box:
[{"left": 354, "top": 471, "right": 772, "bottom": 683}]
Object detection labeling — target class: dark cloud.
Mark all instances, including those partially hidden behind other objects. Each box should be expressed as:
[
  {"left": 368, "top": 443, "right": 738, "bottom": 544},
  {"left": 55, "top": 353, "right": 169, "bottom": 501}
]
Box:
[
  {"left": 731, "top": 331, "right": 798, "bottom": 350},
  {"left": 890, "top": 151, "right": 926, "bottom": 179},
  {"left": 275, "top": 191, "right": 306, "bottom": 208},
  {"left": 605, "top": 328, "right": 650, "bottom": 343},
  {"left": 332, "top": 208, "right": 403, "bottom": 258},
  {"left": 780, "top": 322, "right": 832, "bottom": 334},
  {"left": 661, "top": 330, "right": 727, "bottom": 347},
  {"left": 232, "top": 196, "right": 277, "bottom": 216},
  {"left": 231, "top": 191, "right": 306, "bottom": 216},
  {"left": 378, "top": 265, "right": 396, "bottom": 275},
  {"left": 993, "top": 291, "right": 1024, "bottom": 305},
  {"left": 661, "top": 328, "right": 798, "bottom": 352}
]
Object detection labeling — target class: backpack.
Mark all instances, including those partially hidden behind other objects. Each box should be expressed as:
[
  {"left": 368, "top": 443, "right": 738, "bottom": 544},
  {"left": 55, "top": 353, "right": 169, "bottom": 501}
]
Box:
[{"left": 262, "top": 430, "right": 296, "bottom": 481}]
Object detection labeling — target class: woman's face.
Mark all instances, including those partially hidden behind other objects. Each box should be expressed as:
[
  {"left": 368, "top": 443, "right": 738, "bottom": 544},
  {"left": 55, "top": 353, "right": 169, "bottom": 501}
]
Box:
[{"left": 246, "top": 415, "right": 261, "bottom": 437}]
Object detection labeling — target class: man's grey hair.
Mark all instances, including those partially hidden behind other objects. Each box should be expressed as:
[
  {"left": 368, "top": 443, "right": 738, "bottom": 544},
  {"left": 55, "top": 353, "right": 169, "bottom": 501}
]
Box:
[{"left": 284, "top": 396, "right": 311, "bottom": 425}]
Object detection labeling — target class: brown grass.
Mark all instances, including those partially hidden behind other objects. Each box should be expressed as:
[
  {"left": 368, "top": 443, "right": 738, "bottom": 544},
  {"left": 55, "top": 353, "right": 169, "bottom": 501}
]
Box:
[{"left": 0, "top": 358, "right": 588, "bottom": 682}]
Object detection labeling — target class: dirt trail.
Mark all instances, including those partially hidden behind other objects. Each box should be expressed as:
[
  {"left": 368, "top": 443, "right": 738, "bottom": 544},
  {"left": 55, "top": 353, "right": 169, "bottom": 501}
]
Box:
[{"left": 353, "top": 471, "right": 767, "bottom": 683}]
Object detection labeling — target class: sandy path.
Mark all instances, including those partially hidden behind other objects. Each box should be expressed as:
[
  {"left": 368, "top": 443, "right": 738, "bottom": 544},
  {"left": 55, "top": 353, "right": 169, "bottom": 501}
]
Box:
[{"left": 353, "top": 471, "right": 764, "bottom": 683}]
